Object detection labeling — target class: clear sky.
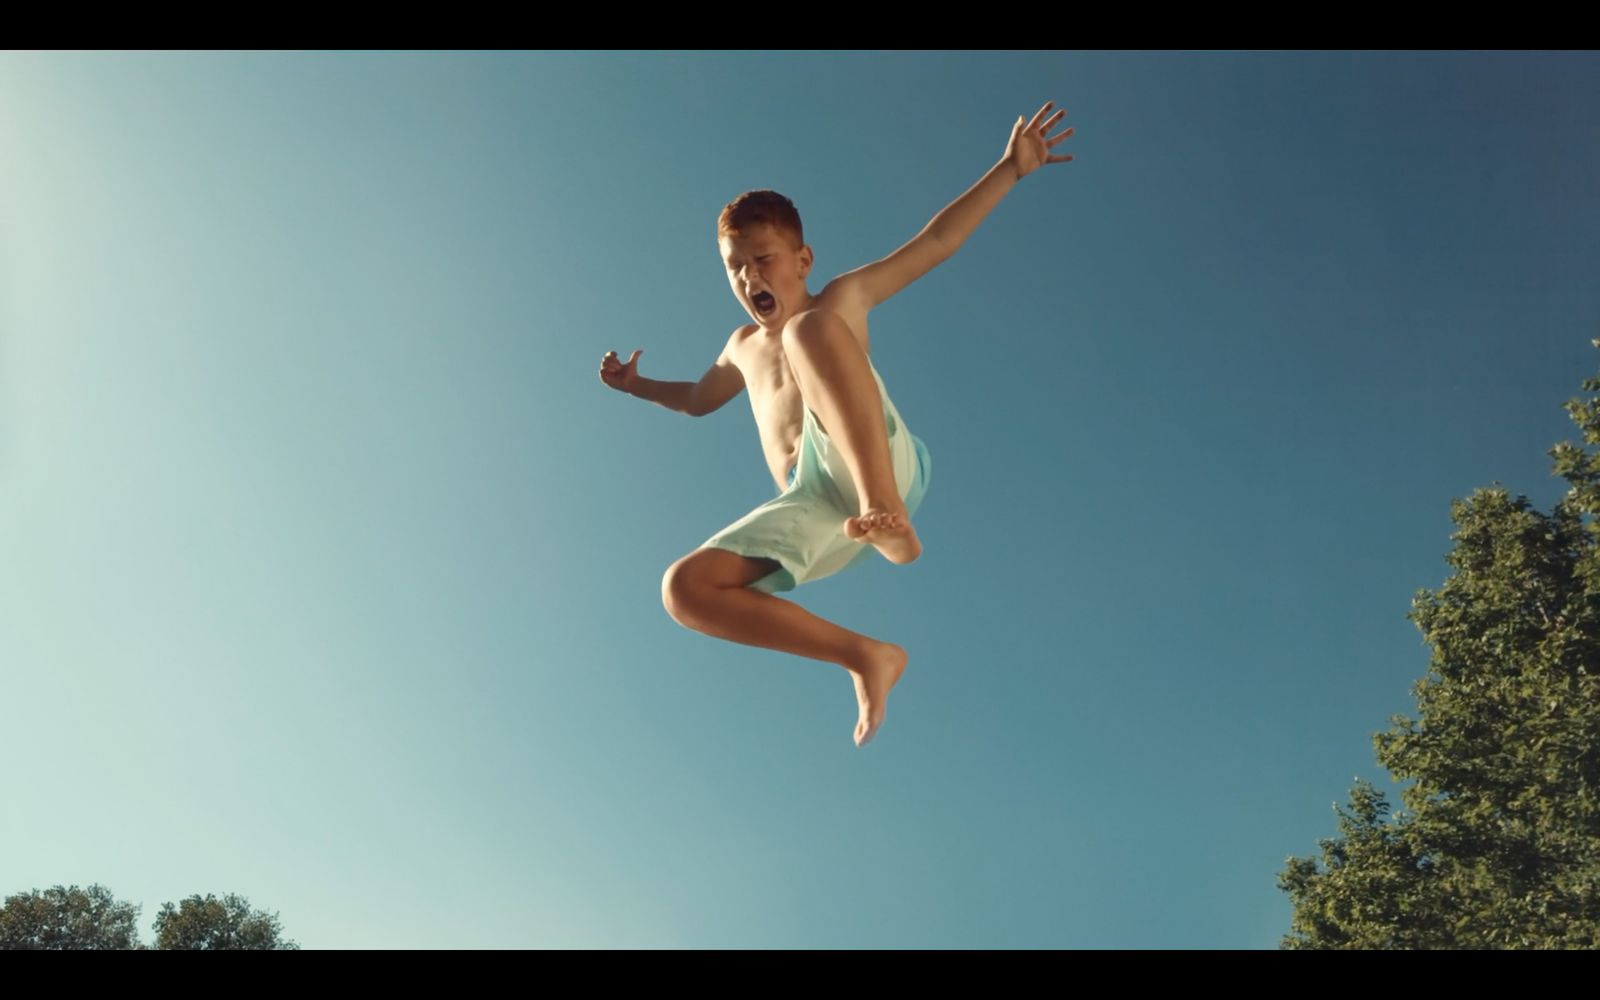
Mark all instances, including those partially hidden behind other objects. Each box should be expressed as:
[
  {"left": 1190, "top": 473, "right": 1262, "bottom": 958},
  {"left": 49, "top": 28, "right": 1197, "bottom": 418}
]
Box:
[{"left": 2, "top": 51, "right": 1597, "bottom": 949}]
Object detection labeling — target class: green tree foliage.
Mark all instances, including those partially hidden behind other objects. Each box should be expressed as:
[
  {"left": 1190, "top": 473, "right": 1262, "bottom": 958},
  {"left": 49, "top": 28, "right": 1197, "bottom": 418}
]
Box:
[
  {"left": 1, "top": 884, "right": 298, "bottom": 949},
  {"left": 1280, "top": 349, "right": 1600, "bottom": 948},
  {"left": 0, "top": 884, "right": 144, "bottom": 950},
  {"left": 153, "top": 893, "right": 299, "bottom": 950}
]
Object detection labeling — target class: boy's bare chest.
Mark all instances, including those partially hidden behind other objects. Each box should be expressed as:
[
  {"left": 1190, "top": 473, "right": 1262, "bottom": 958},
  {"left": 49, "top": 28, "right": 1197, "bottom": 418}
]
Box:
[
  {"left": 730, "top": 308, "right": 871, "bottom": 479},
  {"left": 737, "top": 342, "right": 807, "bottom": 452},
  {"left": 740, "top": 340, "right": 802, "bottom": 403},
  {"left": 734, "top": 315, "right": 871, "bottom": 426}
]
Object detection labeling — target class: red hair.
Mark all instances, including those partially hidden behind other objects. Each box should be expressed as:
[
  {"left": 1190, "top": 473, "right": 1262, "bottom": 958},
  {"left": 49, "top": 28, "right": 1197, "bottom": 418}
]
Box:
[{"left": 717, "top": 190, "right": 804, "bottom": 247}]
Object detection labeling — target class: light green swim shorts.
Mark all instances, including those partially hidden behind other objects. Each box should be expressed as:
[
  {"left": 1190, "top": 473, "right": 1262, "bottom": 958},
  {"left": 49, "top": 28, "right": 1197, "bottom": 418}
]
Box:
[{"left": 699, "top": 359, "right": 932, "bottom": 594}]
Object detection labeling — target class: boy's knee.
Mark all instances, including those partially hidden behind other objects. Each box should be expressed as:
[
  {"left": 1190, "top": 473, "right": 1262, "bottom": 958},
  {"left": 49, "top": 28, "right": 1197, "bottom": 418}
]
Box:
[
  {"left": 663, "top": 549, "right": 776, "bottom": 625},
  {"left": 661, "top": 554, "right": 708, "bottom": 626},
  {"left": 661, "top": 559, "right": 691, "bottom": 624},
  {"left": 780, "top": 309, "right": 844, "bottom": 351}
]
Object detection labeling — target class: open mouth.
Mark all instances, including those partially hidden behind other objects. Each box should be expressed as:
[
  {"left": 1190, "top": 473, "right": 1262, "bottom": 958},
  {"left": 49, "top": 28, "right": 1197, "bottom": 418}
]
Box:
[{"left": 752, "top": 291, "right": 777, "bottom": 316}]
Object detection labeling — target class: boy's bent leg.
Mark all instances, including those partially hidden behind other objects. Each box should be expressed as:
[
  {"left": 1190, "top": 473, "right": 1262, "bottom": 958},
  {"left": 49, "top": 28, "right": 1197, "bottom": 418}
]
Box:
[
  {"left": 662, "top": 547, "right": 908, "bottom": 746},
  {"left": 781, "top": 310, "right": 922, "bottom": 565}
]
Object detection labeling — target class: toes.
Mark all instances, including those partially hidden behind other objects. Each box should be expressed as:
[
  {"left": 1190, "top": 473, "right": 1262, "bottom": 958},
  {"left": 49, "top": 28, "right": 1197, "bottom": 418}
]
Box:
[{"left": 856, "top": 511, "right": 905, "bottom": 534}]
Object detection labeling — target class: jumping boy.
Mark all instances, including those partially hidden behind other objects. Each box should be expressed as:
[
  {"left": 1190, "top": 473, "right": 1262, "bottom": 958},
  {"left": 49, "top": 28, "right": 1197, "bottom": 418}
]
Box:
[{"left": 600, "top": 101, "right": 1073, "bottom": 747}]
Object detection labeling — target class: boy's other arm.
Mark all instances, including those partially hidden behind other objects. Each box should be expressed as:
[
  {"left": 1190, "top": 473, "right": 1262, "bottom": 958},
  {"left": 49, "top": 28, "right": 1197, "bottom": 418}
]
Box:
[
  {"left": 832, "top": 101, "right": 1073, "bottom": 311},
  {"left": 603, "top": 328, "right": 746, "bottom": 417},
  {"left": 682, "top": 329, "right": 746, "bottom": 417}
]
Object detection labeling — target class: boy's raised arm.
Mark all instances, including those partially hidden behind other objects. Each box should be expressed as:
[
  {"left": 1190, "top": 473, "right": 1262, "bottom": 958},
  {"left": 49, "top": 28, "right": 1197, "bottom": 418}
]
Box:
[{"left": 836, "top": 101, "right": 1073, "bottom": 310}]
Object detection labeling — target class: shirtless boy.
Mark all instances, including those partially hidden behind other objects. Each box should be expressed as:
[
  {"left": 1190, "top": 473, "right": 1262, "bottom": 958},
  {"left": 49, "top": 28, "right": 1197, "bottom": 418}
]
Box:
[{"left": 600, "top": 101, "right": 1073, "bottom": 747}]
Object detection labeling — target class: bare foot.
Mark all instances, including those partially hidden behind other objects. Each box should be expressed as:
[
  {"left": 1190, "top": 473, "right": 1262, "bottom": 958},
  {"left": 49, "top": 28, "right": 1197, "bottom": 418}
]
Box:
[
  {"left": 848, "top": 641, "right": 909, "bottom": 747},
  {"left": 844, "top": 508, "right": 922, "bottom": 565}
]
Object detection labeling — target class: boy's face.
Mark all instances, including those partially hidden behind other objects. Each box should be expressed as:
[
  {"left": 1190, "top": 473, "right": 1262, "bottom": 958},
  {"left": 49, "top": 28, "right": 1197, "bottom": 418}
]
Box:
[{"left": 720, "top": 223, "right": 813, "bottom": 329}]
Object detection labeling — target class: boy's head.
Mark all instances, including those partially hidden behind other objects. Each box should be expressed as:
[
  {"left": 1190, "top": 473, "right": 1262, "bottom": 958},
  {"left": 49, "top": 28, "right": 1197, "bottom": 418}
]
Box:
[
  {"left": 717, "top": 190, "right": 814, "bottom": 328},
  {"left": 717, "top": 189, "right": 804, "bottom": 248}
]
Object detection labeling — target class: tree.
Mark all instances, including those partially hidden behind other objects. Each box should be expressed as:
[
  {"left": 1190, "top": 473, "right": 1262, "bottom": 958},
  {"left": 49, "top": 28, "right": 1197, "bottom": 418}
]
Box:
[
  {"left": 1, "top": 884, "right": 299, "bottom": 949},
  {"left": 0, "top": 884, "right": 144, "bottom": 950},
  {"left": 153, "top": 893, "right": 299, "bottom": 950},
  {"left": 1280, "top": 347, "right": 1600, "bottom": 948}
]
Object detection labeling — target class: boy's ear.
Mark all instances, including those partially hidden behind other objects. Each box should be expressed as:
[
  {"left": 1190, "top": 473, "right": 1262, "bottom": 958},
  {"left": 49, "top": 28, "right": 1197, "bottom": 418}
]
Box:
[{"left": 799, "top": 244, "right": 814, "bottom": 277}]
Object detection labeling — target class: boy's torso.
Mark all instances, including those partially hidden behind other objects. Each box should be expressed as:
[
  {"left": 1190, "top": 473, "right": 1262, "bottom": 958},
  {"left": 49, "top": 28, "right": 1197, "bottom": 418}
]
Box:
[{"left": 727, "top": 281, "right": 870, "bottom": 492}]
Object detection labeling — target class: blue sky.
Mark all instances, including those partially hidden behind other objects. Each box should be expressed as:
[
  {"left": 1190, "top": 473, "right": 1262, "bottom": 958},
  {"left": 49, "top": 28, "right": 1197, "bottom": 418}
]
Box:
[{"left": 2, "top": 51, "right": 1596, "bottom": 949}]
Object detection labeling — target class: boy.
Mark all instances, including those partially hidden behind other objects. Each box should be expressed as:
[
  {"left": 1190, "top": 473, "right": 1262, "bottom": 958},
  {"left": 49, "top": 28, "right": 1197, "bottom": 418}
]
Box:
[{"left": 600, "top": 101, "right": 1073, "bottom": 747}]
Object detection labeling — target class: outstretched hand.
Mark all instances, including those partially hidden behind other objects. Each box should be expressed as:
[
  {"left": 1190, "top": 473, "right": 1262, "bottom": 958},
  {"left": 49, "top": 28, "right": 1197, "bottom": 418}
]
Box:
[
  {"left": 1003, "top": 100, "right": 1073, "bottom": 180},
  {"left": 600, "top": 349, "right": 643, "bottom": 393}
]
